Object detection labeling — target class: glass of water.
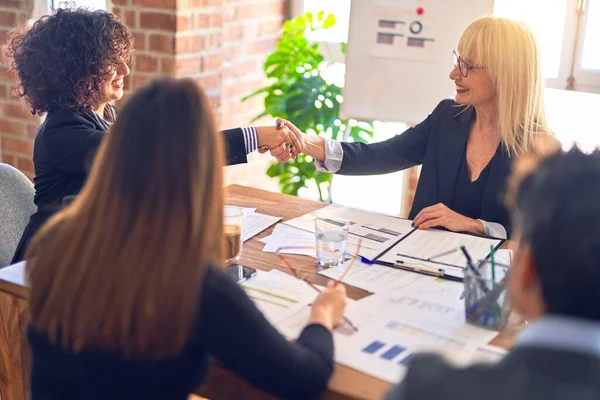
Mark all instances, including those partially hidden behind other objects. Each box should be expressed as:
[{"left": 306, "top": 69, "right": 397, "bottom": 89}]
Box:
[{"left": 314, "top": 218, "right": 350, "bottom": 269}]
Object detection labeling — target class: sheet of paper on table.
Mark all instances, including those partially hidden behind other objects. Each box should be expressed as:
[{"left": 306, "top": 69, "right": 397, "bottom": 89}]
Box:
[
  {"left": 334, "top": 317, "right": 506, "bottom": 383},
  {"left": 0, "top": 261, "right": 26, "bottom": 287},
  {"left": 240, "top": 207, "right": 282, "bottom": 242},
  {"left": 283, "top": 204, "right": 414, "bottom": 259},
  {"left": 318, "top": 260, "right": 428, "bottom": 294},
  {"left": 240, "top": 269, "right": 318, "bottom": 326}
]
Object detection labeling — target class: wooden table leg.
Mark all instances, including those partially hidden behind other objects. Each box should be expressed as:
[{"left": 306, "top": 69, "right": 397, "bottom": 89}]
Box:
[{"left": 0, "top": 291, "right": 29, "bottom": 400}]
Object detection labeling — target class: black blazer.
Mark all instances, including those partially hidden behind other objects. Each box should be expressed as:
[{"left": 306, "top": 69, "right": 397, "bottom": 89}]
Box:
[
  {"left": 338, "top": 100, "right": 511, "bottom": 235},
  {"left": 385, "top": 347, "right": 600, "bottom": 400},
  {"left": 11, "top": 108, "right": 251, "bottom": 263}
]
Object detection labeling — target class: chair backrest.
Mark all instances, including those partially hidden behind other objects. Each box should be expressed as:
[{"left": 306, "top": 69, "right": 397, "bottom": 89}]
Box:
[{"left": 0, "top": 163, "right": 36, "bottom": 267}]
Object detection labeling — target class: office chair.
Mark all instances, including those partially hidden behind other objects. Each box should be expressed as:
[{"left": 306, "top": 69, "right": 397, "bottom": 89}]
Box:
[{"left": 0, "top": 163, "right": 36, "bottom": 267}]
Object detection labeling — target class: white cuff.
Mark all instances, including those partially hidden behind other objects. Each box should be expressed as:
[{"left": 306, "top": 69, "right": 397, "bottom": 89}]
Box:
[
  {"left": 242, "top": 126, "right": 258, "bottom": 154},
  {"left": 314, "top": 137, "right": 344, "bottom": 173},
  {"left": 479, "top": 220, "right": 507, "bottom": 239}
]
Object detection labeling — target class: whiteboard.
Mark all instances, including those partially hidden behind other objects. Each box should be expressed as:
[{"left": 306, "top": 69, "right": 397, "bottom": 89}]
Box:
[{"left": 342, "top": 0, "right": 494, "bottom": 124}]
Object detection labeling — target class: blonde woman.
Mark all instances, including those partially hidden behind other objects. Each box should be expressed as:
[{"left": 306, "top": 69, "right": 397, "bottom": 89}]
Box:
[{"left": 279, "top": 16, "right": 558, "bottom": 239}]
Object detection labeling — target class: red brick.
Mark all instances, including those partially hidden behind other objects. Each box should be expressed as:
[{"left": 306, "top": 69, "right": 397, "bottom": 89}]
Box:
[
  {"left": 3, "top": 103, "right": 32, "bottom": 119},
  {"left": 179, "top": 0, "right": 209, "bottom": 7},
  {"left": 16, "top": 156, "right": 33, "bottom": 174},
  {"left": 206, "top": 33, "right": 219, "bottom": 49},
  {"left": 223, "top": 24, "right": 243, "bottom": 42},
  {"left": 245, "top": 38, "right": 277, "bottom": 55},
  {"left": 175, "top": 35, "right": 206, "bottom": 53},
  {"left": 125, "top": 11, "right": 137, "bottom": 28},
  {"left": 235, "top": 3, "right": 285, "bottom": 20},
  {"left": 135, "top": 54, "right": 159, "bottom": 73},
  {"left": 202, "top": 53, "right": 222, "bottom": 72},
  {"left": 195, "top": 73, "right": 221, "bottom": 92},
  {"left": 176, "top": 57, "right": 201, "bottom": 75},
  {"left": 0, "top": 0, "right": 19, "bottom": 8},
  {"left": 149, "top": 34, "right": 173, "bottom": 53},
  {"left": 27, "top": 123, "right": 38, "bottom": 139},
  {"left": 177, "top": 15, "right": 191, "bottom": 31},
  {"left": 133, "top": 75, "right": 153, "bottom": 90},
  {"left": 242, "top": 22, "right": 260, "bottom": 39},
  {"left": 123, "top": 75, "right": 132, "bottom": 91},
  {"left": 161, "top": 57, "right": 175, "bottom": 74},
  {"left": 132, "top": 0, "right": 176, "bottom": 8},
  {"left": 140, "top": 12, "right": 176, "bottom": 31},
  {"left": 1, "top": 136, "right": 32, "bottom": 154},
  {"left": 194, "top": 13, "right": 221, "bottom": 29},
  {"left": 223, "top": 43, "right": 244, "bottom": 60},
  {"left": 112, "top": 0, "right": 128, "bottom": 5},
  {"left": 259, "top": 19, "right": 283, "bottom": 36},
  {"left": 230, "top": 59, "right": 258, "bottom": 77},
  {"left": 208, "top": 94, "right": 221, "bottom": 110},
  {"left": 2, "top": 154, "right": 16, "bottom": 166},
  {"left": 133, "top": 32, "right": 147, "bottom": 51}
]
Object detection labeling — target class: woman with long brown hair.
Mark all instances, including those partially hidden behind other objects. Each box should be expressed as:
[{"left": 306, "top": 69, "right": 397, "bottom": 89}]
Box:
[{"left": 25, "top": 77, "right": 346, "bottom": 399}]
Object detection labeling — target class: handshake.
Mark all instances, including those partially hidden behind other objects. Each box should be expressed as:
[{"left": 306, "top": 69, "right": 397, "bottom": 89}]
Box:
[{"left": 256, "top": 118, "right": 305, "bottom": 163}]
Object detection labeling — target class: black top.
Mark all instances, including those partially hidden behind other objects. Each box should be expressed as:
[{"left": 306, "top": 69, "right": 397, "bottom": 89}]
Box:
[
  {"left": 11, "top": 108, "right": 250, "bottom": 263},
  {"left": 28, "top": 265, "right": 334, "bottom": 400},
  {"left": 450, "top": 149, "right": 492, "bottom": 220},
  {"left": 338, "top": 100, "right": 512, "bottom": 237}
]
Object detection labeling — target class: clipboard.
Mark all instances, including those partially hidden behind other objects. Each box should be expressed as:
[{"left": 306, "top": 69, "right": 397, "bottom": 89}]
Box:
[{"left": 372, "top": 227, "right": 506, "bottom": 282}]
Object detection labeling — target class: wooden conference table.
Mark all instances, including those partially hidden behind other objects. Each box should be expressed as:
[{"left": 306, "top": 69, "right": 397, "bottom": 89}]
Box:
[{"left": 0, "top": 185, "right": 521, "bottom": 400}]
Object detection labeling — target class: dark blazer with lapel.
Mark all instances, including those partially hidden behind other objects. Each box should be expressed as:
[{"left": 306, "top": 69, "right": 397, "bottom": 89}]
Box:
[
  {"left": 338, "top": 99, "right": 512, "bottom": 236},
  {"left": 11, "top": 108, "right": 250, "bottom": 263},
  {"left": 386, "top": 347, "right": 600, "bottom": 400}
]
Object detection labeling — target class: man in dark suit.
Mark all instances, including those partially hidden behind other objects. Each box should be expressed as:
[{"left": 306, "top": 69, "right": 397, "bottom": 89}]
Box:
[{"left": 385, "top": 147, "right": 600, "bottom": 400}]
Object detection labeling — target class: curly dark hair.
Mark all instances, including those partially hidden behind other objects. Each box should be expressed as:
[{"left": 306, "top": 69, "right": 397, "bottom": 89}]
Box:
[{"left": 3, "top": 4, "right": 134, "bottom": 115}]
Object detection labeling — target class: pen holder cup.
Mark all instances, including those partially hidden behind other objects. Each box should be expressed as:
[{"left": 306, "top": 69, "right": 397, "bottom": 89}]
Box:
[{"left": 464, "top": 268, "right": 511, "bottom": 331}]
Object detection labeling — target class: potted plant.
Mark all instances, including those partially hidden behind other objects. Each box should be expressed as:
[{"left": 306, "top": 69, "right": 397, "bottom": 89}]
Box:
[{"left": 243, "top": 11, "right": 374, "bottom": 202}]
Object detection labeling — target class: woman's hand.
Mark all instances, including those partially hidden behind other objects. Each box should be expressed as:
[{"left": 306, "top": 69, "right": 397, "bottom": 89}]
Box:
[
  {"left": 256, "top": 123, "right": 302, "bottom": 159},
  {"left": 309, "top": 281, "right": 347, "bottom": 331},
  {"left": 412, "top": 203, "right": 484, "bottom": 234}
]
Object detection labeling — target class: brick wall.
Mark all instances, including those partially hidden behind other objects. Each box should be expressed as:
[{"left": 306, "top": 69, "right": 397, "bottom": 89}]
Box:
[
  {"left": 0, "top": 0, "right": 286, "bottom": 191},
  {"left": 0, "top": 0, "right": 40, "bottom": 179}
]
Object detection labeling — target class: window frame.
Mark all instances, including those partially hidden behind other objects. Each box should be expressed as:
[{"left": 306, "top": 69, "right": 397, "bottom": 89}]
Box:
[{"left": 571, "top": 0, "right": 600, "bottom": 93}]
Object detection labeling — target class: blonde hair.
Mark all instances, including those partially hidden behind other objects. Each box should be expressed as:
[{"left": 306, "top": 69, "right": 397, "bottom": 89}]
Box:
[
  {"left": 458, "top": 16, "right": 551, "bottom": 155},
  {"left": 26, "top": 78, "right": 225, "bottom": 359}
]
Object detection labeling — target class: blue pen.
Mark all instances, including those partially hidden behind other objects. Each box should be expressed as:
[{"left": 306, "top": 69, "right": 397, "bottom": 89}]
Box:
[{"left": 357, "top": 255, "right": 374, "bottom": 265}]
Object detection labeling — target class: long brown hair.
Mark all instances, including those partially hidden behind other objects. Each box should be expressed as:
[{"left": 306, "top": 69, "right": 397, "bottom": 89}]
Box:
[{"left": 26, "top": 77, "right": 225, "bottom": 359}]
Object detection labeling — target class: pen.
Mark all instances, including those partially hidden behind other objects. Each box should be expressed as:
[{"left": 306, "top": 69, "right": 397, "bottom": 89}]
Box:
[
  {"left": 351, "top": 254, "right": 374, "bottom": 265},
  {"left": 490, "top": 245, "right": 496, "bottom": 283}
]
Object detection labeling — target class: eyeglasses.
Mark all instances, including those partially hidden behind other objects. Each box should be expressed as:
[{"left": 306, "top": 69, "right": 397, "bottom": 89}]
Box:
[
  {"left": 453, "top": 50, "right": 485, "bottom": 77},
  {"left": 276, "top": 240, "right": 363, "bottom": 332}
]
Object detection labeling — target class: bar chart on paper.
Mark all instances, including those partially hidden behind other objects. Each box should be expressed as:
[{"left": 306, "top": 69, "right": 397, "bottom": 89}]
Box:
[{"left": 336, "top": 319, "right": 468, "bottom": 383}]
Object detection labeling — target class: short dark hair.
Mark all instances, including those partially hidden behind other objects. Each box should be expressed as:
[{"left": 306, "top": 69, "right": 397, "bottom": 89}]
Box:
[
  {"left": 3, "top": 5, "right": 133, "bottom": 115},
  {"left": 513, "top": 148, "right": 600, "bottom": 320}
]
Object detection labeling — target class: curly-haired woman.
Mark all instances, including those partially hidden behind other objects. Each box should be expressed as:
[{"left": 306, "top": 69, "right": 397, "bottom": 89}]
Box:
[{"left": 5, "top": 6, "right": 298, "bottom": 263}]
